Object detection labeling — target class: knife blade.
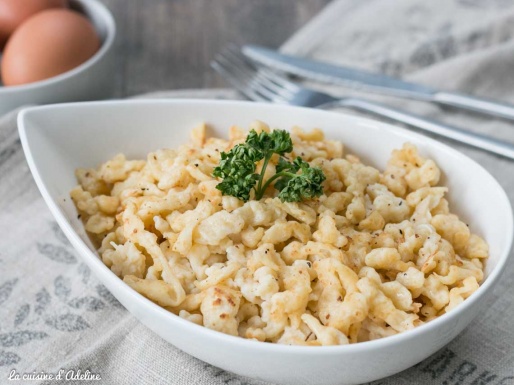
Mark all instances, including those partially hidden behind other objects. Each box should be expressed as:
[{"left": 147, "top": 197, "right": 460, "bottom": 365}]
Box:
[{"left": 243, "top": 44, "right": 514, "bottom": 121}]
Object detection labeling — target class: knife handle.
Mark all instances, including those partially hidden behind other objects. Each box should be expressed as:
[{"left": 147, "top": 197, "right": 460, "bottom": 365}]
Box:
[
  {"left": 330, "top": 98, "right": 514, "bottom": 160},
  {"left": 434, "top": 91, "right": 514, "bottom": 121}
]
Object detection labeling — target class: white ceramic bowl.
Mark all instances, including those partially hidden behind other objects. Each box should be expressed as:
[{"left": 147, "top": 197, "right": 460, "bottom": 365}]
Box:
[
  {"left": 18, "top": 100, "right": 513, "bottom": 385},
  {"left": 0, "top": 0, "right": 115, "bottom": 116}
]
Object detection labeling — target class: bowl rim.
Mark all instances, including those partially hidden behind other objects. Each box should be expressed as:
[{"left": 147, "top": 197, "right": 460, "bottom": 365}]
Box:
[
  {"left": 18, "top": 99, "right": 514, "bottom": 355},
  {"left": 0, "top": 0, "right": 116, "bottom": 93}
]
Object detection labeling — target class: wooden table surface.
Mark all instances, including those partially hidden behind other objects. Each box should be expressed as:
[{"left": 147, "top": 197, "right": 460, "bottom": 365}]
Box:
[{"left": 100, "top": 0, "right": 331, "bottom": 97}]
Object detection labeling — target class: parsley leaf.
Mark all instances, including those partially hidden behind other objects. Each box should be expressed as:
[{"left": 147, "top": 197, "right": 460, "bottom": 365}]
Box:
[
  {"left": 276, "top": 158, "right": 326, "bottom": 202},
  {"left": 213, "top": 129, "right": 325, "bottom": 203}
]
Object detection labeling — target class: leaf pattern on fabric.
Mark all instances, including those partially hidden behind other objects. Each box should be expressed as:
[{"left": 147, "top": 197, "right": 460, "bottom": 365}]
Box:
[
  {"left": 0, "top": 138, "right": 21, "bottom": 166},
  {"left": 95, "top": 285, "right": 123, "bottom": 309},
  {"left": 37, "top": 243, "right": 77, "bottom": 264},
  {"left": 13, "top": 304, "right": 30, "bottom": 327},
  {"left": 68, "top": 297, "right": 105, "bottom": 312},
  {"left": 0, "top": 331, "right": 48, "bottom": 347},
  {"left": 34, "top": 288, "right": 51, "bottom": 315},
  {"left": 201, "top": 363, "right": 248, "bottom": 384},
  {"left": 45, "top": 314, "right": 90, "bottom": 332},
  {"left": 0, "top": 278, "right": 18, "bottom": 306},
  {"left": 0, "top": 350, "right": 20, "bottom": 366},
  {"left": 77, "top": 263, "right": 91, "bottom": 285},
  {"left": 51, "top": 221, "right": 69, "bottom": 245},
  {"left": 54, "top": 276, "right": 71, "bottom": 301}
]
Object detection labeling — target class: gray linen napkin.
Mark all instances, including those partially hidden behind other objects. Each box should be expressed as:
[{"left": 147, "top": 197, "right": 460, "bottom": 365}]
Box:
[{"left": 1, "top": 1, "right": 514, "bottom": 384}]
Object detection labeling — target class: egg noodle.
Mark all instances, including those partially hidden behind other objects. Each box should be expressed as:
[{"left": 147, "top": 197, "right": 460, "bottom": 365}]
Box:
[{"left": 71, "top": 121, "right": 488, "bottom": 345}]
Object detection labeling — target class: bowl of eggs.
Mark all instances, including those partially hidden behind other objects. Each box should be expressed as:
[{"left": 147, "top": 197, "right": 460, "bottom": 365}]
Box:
[{"left": 0, "top": 0, "right": 115, "bottom": 116}]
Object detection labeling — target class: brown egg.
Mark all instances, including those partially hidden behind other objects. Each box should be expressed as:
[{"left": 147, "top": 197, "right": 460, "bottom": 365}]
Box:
[
  {"left": 0, "top": 0, "right": 68, "bottom": 49},
  {"left": 1, "top": 9, "right": 100, "bottom": 86}
]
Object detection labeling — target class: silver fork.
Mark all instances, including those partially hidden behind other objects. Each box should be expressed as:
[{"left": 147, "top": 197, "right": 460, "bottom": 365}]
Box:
[{"left": 211, "top": 47, "right": 514, "bottom": 160}]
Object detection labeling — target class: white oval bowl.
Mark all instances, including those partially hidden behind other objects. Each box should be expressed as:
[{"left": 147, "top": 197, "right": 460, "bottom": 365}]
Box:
[
  {"left": 0, "top": 0, "right": 116, "bottom": 116},
  {"left": 18, "top": 100, "right": 513, "bottom": 385}
]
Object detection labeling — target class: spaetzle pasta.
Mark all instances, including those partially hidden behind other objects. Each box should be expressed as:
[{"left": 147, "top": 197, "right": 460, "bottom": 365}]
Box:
[{"left": 71, "top": 121, "right": 488, "bottom": 345}]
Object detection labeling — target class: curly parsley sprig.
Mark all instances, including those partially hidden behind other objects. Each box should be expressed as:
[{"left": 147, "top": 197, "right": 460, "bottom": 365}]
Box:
[{"left": 213, "top": 129, "right": 326, "bottom": 202}]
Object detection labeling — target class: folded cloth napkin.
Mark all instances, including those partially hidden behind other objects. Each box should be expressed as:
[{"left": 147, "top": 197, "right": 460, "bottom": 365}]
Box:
[{"left": 1, "top": 1, "right": 514, "bottom": 384}]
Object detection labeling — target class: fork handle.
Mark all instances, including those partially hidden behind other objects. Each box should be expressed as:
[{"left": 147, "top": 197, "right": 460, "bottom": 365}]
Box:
[
  {"left": 434, "top": 91, "right": 514, "bottom": 121},
  {"left": 328, "top": 98, "right": 514, "bottom": 160}
]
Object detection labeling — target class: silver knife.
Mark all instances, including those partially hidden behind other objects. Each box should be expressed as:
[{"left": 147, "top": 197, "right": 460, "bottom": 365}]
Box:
[{"left": 243, "top": 44, "right": 514, "bottom": 121}]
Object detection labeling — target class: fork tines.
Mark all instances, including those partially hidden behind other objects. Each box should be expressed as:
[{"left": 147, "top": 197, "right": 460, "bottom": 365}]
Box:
[{"left": 211, "top": 46, "right": 299, "bottom": 103}]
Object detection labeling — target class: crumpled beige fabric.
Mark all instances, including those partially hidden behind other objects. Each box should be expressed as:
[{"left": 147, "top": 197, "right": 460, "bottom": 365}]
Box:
[{"left": 1, "top": 1, "right": 514, "bottom": 384}]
